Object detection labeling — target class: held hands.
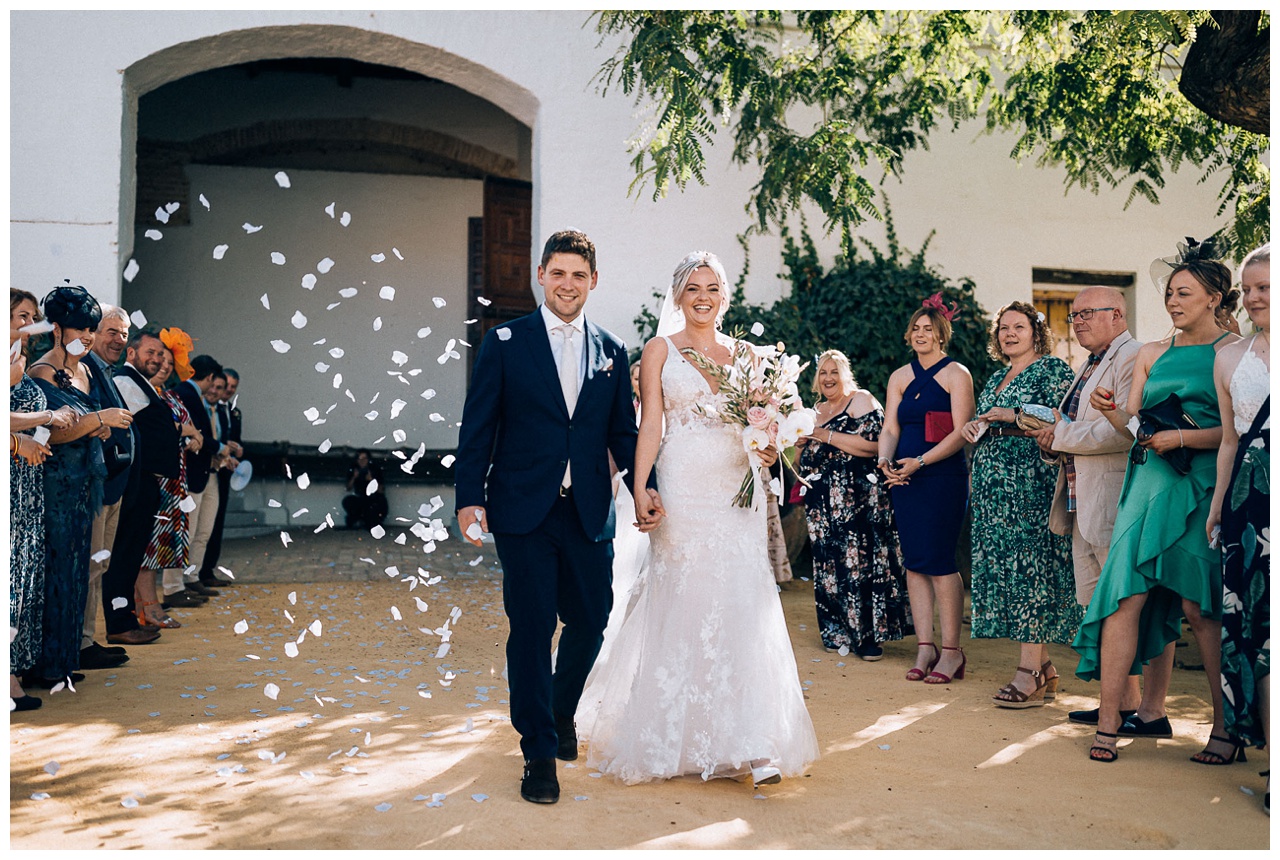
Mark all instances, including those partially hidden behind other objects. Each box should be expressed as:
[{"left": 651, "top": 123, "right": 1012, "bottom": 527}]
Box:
[
  {"left": 960, "top": 419, "right": 988, "bottom": 444},
  {"left": 49, "top": 406, "right": 76, "bottom": 430},
  {"left": 634, "top": 488, "right": 666, "bottom": 533}
]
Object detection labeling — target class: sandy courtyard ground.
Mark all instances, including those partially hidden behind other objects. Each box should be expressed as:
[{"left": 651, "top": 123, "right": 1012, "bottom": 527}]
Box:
[{"left": 8, "top": 530, "right": 1271, "bottom": 851}]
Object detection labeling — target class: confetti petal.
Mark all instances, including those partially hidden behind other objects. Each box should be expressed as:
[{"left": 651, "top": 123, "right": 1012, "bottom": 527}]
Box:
[
  {"left": 340, "top": 212, "right": 351, "bottom": 227},
  {"left": 274, "top": 171, "right": 291, "bottom": 188},
  {"left": 301, "top": 273, "right": 317, "bottom": 290},
  {"left": 370, "top": 525, "right": 386, "bottom": 539},
  {"left": 111, "top": 597, "right": 128, "bottom": 610},
  {"left": 91, "top": 549, "right": 111, "bottom": 563},
  {"left": 440, "top": 454, "right": 456, "bottom": 468},
  {"left": 373, "top": 317, "right": 383, "bottom": 332},
  {"left": 130, "top": 309, "right": 148, "bottom": 329},
  {"left": 417, "top": 326, "right": 432, "bottom": 338},
  {"left": 122, "top": 259, "right": 140, "bottom": 282},
  {"left": 144, "top": 229, "right": 162, "bottom": 241},
  {"left": 243, "top": 223, "right": 263, "bottom": 234},
  {"left": 199, "top": 194, "right": 210, "bottom": 210},
  {"left": 270, "top": 340, "right": 291, "bottom": 354},
  {"left": 432, "top": 297, "right": 446, "bottom": 308},
  {"left": 270, "top": 252, "right": 287, "bottom": 265},
  {"left": 751, "top": 322, "right": 766, "bottom": 336},
  {"left": 284, "top": 642, "right": 299, "bottom": 658},
  {"left": 291, "top": 311, "right": 308, "bottom": 329},
  {"left": 264, "top": 683, "right": 280, "bottom": 701},
  {"left": 260, "top": 293, "right": 270, "bottom": 309},
  {"left": 318, "top": 439, "right": 332, "bottom": 454},
  {"left": 379, "top": 286, "right": 395, "bottom": 301},
  {"left": 178, "top": 495, "right": 197, "bottom": 513},
  {"left": 212, "top": 243, "right": 230, "bottom": 260},
  {"left": 280, "top": 532, "right": 293, "bottom": 547},
  {"left": 234, "top": 620, "right": 249, "bottom": 634},
  {"left": 297, "top": 473, "right": 310, "bottom": 490},
  {"left": 371, "top": 253, "right": 386, "bottom": 263},
  {"left": 496, "top": 328, "right": 512, "bottom": 341}
]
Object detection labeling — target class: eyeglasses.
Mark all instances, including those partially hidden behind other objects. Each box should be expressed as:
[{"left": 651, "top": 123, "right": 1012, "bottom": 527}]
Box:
[{"left": 1066, "top": 307, "right": 1117, "bottom": 324}]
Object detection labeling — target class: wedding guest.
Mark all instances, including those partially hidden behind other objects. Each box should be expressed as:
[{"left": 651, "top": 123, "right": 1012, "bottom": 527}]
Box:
[
  {"left": 1030, "top": 289, "right": 1148, "bottom": 728},
  {"left": 878, "top": 296, "right": 975, "bottom": 685},
  {"left": 165, "top": 354, "right": 222, "bottom": 604},
  {"left": 10, "top": 290, "right": 59, "bottom": 710},
  {"left": 343, "top": 450, "right": 388, "bottom": 529},
  {"left": 1209, "top": 242, "right": 1269, "bottom": 806},
  {"left": 135, "top": 340, "right": 202, "bottom": 629},
  {"left": 101, "top": 331, "right": 178, "bottom": 642},
  {"left": 80, "top": 304, "right": 133, "bottom": 671},
  {"left": 27, "top": 285, "right": 132, "bottom": 688},
  {"left": 962, "top": 302, "right": 1078, "bottom": 708},
  {"left": 1074, "top": 239, "right": 1240, "bottom": 763},
  {"left": 198, "top": 367, "right": 243, "bottom": 587},
  {"left": 799, "top": 349, "right": 910, "bottom": 660},
  {"left": 183, "top": 369, "right": 231, "bottom": 589}
]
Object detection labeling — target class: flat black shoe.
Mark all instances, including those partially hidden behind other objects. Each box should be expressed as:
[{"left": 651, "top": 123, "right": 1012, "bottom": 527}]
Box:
[
  {"left": 1069, "top": 707, "right": 1137, "bottom": 726},
  {"left": 198, "top": 575, "right": 232, "bottom": 587},
  {"left": 1118, "top": 714, "right": 1173, "bottom": 739},
  {"left": 520, "top": 758, "right": 559, "bottom": 804},
  {"left": 78, "top": 647, "right": 129, "bottom": 670},
  {"left": 164, "top": 590, "right": 205, "bottom": 608},
  {"left": 854, "top": 641, "right": 884, "bottom": 662},
  {"left": 86, "top": 642, "right": 127, "bottom": 657},
  {"left": 22, "top": 672, "right": 84, "bottom": 689},
  {"left": 11, "top": 694, "right": 42, "bottom": 711},
  {"left": 185, "top": 582, "right": 217, "bottom": 597},
  {"left": 555, "top": 714, "right": 579, "bottom": 762}
]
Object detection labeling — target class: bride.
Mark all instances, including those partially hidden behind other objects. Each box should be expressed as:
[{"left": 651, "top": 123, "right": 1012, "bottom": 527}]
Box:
[{"left": 577, "top": 251, "right": 819, "bottom": 787}]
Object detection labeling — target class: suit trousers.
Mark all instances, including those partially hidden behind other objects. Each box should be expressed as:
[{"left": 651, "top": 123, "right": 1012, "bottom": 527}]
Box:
[
  {"left": 84, "top": 499, "right": 123, "bottom": 648},
  {"left": 1070, "top": 511, "right": 1111, "bottom": 607},
  {"left": 494, "top": 495, "right": 614, "bottom": 761},
  {"left": 163, "top": 480, "right": 219, "bottom": 594},
  {"left": 199, "top": 469, "right": 232, "bottom": 579},
  {"left": 102, "top": 473, "right": 161, "bottom": 634}
]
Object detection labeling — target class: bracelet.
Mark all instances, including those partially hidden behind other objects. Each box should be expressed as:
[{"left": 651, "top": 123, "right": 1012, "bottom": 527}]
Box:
[
  {"left": 96, "top": 412, "right": 104, "bottom": 428},
  {"left": 1177, "top": 428, "right": 1184, "bottom": 448},
  {"left": 916, "top": 454, "right": 926, "bottom": 468},
  {"left": 10, "top": 433, "right": 18, "bottom": 454},
  {"left": 42, "top": 410, "right": 54, "bottom": 427},
  {"left": 827, "top": 430, "right": 834, "bottom": 444},
  {"left": 877, "top": 456, "right": 889, "bottom": 465}
]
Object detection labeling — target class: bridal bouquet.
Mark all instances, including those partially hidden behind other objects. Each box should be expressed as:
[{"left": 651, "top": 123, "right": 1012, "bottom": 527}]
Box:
[{"left": 688, "top": 338, "right": 815, "bottom": 508}]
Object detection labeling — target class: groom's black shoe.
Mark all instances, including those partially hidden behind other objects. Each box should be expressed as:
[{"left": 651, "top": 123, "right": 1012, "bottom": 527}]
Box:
[
  {"left": 520, "top": 758, "right": 560, "bottom": 804},
  {"left": 555, "top": 714, "right": 579, "bottom": 761}
]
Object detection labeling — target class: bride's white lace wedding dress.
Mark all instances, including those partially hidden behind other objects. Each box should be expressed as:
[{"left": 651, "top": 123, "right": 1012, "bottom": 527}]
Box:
[{"left": 577, "top": 337, "right": 818, "bottom": 784}]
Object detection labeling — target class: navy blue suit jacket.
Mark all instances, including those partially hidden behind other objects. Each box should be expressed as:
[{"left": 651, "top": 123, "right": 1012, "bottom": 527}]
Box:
[
  {"left": 454, "top": 309, "right": 640, "bottom": 541},
  {"left": 85, "top": 351, "right": 135, "bottom": 506},
  {"left": 175, "top": 380, "right": 215, "bottom": 494}
]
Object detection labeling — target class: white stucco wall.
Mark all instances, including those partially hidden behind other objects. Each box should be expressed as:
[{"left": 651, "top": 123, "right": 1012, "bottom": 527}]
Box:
[
  {"left": 12, "top": 9, "right": 1242, "bottom": 367},
  {"left": 124, "top": 164, "right": 481, "bottom": 449}
]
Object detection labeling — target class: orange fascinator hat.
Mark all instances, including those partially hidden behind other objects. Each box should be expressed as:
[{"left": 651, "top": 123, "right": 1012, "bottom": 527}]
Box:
[{"left": 159, "top": 326, "right": 195, "bottom": 381}]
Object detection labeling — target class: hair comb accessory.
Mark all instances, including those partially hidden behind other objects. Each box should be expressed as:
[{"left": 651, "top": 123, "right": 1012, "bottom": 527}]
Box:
[{"left": 921, "top": 292, "right": 959, "bottom": 322}]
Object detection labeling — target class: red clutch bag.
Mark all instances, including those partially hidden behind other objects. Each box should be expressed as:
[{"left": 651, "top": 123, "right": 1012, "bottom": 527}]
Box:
[{"left": 924, "top": 411, "right": 953, "bottom": 444}]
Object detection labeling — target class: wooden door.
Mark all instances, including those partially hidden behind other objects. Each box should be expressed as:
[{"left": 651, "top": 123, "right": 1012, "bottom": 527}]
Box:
[{"left": 470, "top": 178, "right": 535, "bottom": 366}]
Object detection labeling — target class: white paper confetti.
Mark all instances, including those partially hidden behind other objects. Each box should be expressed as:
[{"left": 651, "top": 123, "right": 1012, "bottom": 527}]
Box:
[
  {"left": 199, "top": 194, "right": 210, "bottom": 210},
  {"left": 129, "top": 309, "right": 148, "bottom": 329},
  {"left": 465, "top": 523, "right": 484, "bottom": 541},
  {"left": 309, "top": 620, "right": 322, "bottom": 636},
  {"left": 264, "top": 683, "right": 280, "bottom": 701},
  {"left": 259, "top": 293, "right": 270, "bottom": 309},
  {"left": 417, "top": 326, "right": 432, "bottom": 338},
  {"left": 318, "top": 439, "right": 332, "bottom": 454},
  {"left": 270, "top": 340, "right": 291, "bottom": 354},
  {"left": 440, "top": 454, "right": 456, "bottom": 468},
  {"left": 178, "top": 495, "right": 197, "bottom": 513},
  {"left": 370, "top": 525, "right": 386, "bottom": 539},
  {"left": 392, "top": 429, "right": 407, "bottom": 443},
  {"left": 371, "top": 253, "right": 385, "bottom": 263},
  {"left": 284, "top": 642, "right": 299, "bottom": 658},
  {"left": 280, "top": 532, "right": 293, "bottom": 547},
  {"left": 373, "top": 317, "right": 383, "bottom": 332},
  {"left": 243, "top": 223, "right": 262, "bottom": 234},
  {"left": 111, "top": 597, "right": 128, "bottom": 610},
  {"left": 144, "top": 229, "right": 162, "bottom": 241},
  {"left": 291, "top": 311, "right": 308, "bottom": 329},
  {"left": 340, "top": 211, "right": 351, "bottom": 226},
  {"left": 66, "top": 339, "right": 86, "bottom": 356},
  {"left": 274, "top": 171, "right": 291, "bottom": 188},
  {"left": 122, "top": 259, "right": 140, "bottom": 282},
  {"left": 155, "top": 206, "right": 170, "bottom": 224},
  {"left": 270, "top": 252, "right": 287, "bottom": 266},
  {"left": 297, "top": 473, "right": 310, "bottom": 490},
  {"left": 390, "top": 606, "right": 402, "bottom": 621},
  {"left": 301, "top": 273, "right": 317, "bottom": 290},
  {"left": 121, "top": 796, "right": 139, "bottom": 809},
  {"left": 496, "top": 328, "right": 512, "bottom": 341},
  {"left": 390, "top": 399, "right": 407, "bottom": 419},
  {"left": 429, "top": 413, "right": 444, "bottom": 423},
  {"left": 751, "top": 322, "right": 766, "bottom": 337},
  {"left": 379, "top": 285, "right": 395, "bottom": 301},
  {"left": 329, "top": 347, "right": 345, "bottom": 359},
  {"left": 325, "top": 202, "right": 335, "bottom": 218},
  {"left": 91, "top": 549, "right": 111, "bottom": 563},
  {"left": 431, "top": 297, "right": 446, "bottom": 308},
  {"left": 233, "top": 620, "right": 248, "bottom": 634}
]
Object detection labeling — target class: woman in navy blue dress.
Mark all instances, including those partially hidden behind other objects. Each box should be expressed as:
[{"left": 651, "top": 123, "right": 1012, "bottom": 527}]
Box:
[{"left": 878, "top": 298, "right": 975, "bottom": 684}]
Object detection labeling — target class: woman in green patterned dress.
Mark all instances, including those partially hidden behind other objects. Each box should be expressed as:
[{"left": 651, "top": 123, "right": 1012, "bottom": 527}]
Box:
[{"left": 963, "top": 302, "right": 1078, "bottom": 708}]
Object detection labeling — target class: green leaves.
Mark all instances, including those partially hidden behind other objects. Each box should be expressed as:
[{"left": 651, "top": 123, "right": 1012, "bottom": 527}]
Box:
[{"left": 595, "top": 10, "right": 1269, "bottom": 260}]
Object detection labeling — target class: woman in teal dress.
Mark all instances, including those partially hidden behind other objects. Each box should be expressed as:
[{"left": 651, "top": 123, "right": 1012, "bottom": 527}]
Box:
[
  {"left": 963, "top": 302, "right": 1079, "bottom": 708},
  {"left": 1074, "top": 241, "right": 1241, "bottom": 763}
]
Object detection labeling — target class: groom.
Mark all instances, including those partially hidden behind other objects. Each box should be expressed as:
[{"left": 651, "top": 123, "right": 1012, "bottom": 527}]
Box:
[{"left": 455, "top": 229, "right": 662, "bottom": 804}]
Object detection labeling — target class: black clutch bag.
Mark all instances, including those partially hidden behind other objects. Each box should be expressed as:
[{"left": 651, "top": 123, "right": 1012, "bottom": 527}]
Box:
[
  {"left": 1134, "top": 393, "right": 1199, "bottom": 475},
  {"left": 102, "top": 435, "right": 133, "bottom": 479}
]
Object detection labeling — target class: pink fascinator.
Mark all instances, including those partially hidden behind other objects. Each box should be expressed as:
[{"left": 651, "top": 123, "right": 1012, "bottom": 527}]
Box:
[{"left": 921, "top": 292, "right": 959, "bottom": 322}]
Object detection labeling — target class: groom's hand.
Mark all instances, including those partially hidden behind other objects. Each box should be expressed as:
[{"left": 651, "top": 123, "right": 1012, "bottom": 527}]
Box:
[{"left": 458, "top": 505, "right": 488, "bottom": 546}]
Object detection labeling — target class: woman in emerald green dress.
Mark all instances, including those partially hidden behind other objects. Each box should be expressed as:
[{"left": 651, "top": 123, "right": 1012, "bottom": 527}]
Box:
[{"left": 1074, "top": 239, "right": 1241, "bottom": 764}]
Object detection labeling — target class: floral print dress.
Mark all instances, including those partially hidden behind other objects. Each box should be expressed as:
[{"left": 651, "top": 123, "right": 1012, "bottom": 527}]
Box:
[
  {"left": 799, "top": 407, "right": 912, "bottom": 650},
  {"left": 969, "top": 355, "right": 1082, "bottom": 644}
]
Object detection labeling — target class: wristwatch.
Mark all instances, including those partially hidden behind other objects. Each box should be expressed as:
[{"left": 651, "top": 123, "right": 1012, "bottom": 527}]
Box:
[{"left": 916, "top": 455, "right": 926, "bottom": 468}]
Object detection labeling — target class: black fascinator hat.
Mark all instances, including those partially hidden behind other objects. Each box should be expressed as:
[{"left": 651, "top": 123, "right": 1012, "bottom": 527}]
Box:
[
  {"left": 1148, "top": 236, "right": 1225, "bottom": 291},
  {"left": 41, "top": 280, "right": 102, "bottom": 331}
]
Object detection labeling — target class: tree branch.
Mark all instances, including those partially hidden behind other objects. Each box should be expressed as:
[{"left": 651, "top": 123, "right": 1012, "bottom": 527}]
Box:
[{"left": 1179, "top": 10, "right": 1269, "bottom": 135}]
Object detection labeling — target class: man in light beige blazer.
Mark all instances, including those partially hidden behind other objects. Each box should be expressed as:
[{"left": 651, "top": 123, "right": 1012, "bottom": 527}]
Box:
[{"left": 1031, "top": 287, "right": 1159, "bottom": 728}]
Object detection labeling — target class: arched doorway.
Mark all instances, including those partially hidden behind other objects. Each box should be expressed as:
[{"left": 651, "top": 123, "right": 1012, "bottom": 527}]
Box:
[{"left": 118, "top": 28, "right": 539, "bottom": 528}]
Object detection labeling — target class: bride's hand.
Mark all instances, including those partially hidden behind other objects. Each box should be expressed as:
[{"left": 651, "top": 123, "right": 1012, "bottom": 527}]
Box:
[{"left": 634, "top": 489, "right": 665, "bottom": 533}]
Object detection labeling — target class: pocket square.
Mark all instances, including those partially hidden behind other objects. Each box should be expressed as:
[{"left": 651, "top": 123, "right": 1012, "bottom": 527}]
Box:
[{"left": 602, "top": 358, "right": 614, "bottom": 373}]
